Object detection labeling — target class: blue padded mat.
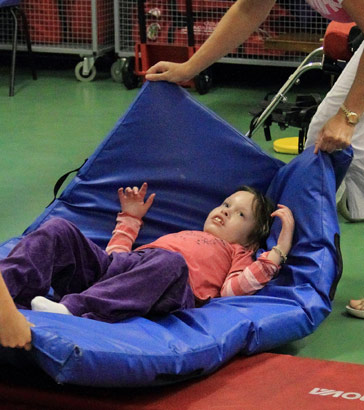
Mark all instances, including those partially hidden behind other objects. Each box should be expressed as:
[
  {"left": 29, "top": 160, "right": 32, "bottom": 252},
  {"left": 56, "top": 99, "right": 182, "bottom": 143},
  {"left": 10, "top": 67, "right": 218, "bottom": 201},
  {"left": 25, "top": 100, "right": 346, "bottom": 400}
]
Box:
[{"left": 0, "top": 82, "right": 352, "bottom": 387}]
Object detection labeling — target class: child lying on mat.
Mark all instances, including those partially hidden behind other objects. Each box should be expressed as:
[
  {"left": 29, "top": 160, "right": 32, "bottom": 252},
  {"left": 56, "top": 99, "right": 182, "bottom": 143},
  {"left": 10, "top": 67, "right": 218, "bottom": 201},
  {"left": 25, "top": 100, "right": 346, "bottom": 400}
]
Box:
[{"left": 0, "top": 183, "right": 294, "bottom": 350}]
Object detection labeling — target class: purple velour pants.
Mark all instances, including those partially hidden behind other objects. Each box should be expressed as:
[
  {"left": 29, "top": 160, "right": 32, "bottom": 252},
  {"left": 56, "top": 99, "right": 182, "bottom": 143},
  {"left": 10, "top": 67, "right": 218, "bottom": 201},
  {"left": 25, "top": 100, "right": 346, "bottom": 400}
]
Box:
[{"left": 0, "top": 218, "right": 195, "bottom": 323}]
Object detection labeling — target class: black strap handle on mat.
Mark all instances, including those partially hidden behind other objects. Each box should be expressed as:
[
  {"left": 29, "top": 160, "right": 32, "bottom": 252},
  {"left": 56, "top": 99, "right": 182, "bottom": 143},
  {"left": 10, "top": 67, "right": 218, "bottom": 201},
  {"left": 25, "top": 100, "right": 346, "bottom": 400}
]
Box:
[{"left": 47, "top": 159, "right": 88, "bottom": 207}]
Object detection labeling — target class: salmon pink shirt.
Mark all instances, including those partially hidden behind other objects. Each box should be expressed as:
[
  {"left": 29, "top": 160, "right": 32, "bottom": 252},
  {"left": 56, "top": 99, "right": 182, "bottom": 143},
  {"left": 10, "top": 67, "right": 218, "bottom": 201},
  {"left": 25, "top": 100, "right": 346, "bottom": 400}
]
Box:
[{"left": 106, "top": 213, "right": 280, "bottom": 300}]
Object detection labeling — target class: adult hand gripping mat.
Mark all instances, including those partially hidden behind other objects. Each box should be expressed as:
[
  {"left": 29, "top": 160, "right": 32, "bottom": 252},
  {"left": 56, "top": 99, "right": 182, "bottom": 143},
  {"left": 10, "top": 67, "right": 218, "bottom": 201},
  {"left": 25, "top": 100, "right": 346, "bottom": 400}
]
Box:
[{"left": 0, "top": 82, "right": 352, "bottom": 387}]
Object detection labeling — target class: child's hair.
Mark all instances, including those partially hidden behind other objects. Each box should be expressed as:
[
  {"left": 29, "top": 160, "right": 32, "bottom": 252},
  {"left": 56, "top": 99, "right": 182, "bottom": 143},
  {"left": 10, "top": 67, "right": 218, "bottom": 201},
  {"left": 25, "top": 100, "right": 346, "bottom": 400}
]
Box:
[{"left": 236, "top": 185, "right": 275, "bottom": 251}]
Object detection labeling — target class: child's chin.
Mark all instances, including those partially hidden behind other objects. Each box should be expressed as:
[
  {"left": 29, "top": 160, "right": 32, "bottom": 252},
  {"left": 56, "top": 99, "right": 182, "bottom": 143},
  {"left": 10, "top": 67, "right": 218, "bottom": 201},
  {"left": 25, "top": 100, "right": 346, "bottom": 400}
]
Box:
[{"left": 203, "top": 225, "right": 219, "bottom": 236}]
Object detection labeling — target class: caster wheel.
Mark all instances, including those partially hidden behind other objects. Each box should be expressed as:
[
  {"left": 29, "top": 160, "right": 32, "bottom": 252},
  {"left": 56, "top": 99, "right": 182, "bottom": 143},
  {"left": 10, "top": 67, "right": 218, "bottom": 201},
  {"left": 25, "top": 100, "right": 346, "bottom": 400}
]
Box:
[
  {"left": 122, "top": 57, "right": 139, "bottom": 90},
  {"left": 194, "top": 69, "right": 212, "bottom": 95},
  {"left": 111, "top": 59, "right": 124, "bottom": 83},
  {"left": 75, "top": 61, "right": 97, "bottom": 82}
]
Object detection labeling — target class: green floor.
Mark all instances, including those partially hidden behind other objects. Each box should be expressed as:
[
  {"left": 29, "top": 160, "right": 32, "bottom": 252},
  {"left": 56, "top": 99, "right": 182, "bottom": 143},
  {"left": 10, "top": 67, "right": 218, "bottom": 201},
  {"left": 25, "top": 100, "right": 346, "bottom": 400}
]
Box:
[{"left": 1, "top": 54, "right": 364, "bottom": 365}]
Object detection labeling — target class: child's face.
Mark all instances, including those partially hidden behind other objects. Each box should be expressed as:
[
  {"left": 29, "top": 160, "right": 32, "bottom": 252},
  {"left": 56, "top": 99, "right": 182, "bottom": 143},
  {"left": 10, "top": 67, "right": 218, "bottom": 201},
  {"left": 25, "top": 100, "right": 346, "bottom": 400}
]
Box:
[{"left": 203, "top": 191, "right": 256, "bottom": 246}]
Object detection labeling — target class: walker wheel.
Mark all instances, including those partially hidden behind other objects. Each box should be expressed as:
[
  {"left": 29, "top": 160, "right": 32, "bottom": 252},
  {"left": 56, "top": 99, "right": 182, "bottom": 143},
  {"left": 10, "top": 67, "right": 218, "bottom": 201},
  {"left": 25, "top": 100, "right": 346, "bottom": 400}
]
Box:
[
  {"left": 122, "top": 57, "right": 139, "bottom": 90},
  {"left": 194, "top": 69, "right": 212, "bottom": 95},
  {"left": 75, "top": 61, "right": 97, "bottom": 82}
]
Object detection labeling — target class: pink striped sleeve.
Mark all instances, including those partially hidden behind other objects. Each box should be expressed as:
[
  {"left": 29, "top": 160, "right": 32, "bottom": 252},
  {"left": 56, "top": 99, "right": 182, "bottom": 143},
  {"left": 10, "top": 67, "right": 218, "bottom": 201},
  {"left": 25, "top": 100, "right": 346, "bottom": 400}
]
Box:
[
  {"left": 105, "top": 212, "right": 142, "bottom": 254},
  {"left": 220, "top": 252, "right": 280, "bottom": 297}
]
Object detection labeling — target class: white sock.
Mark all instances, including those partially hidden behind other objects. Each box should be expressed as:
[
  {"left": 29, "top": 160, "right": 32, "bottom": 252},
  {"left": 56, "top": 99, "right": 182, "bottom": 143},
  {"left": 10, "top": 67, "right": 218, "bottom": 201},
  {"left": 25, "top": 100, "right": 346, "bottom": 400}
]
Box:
[{"left": 31, "top": 296, "right": 72, "bottom": 316}]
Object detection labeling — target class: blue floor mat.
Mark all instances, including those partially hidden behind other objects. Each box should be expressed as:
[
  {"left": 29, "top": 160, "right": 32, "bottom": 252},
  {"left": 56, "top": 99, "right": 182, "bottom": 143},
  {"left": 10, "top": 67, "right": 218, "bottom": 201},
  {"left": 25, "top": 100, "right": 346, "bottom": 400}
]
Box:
[{"left": 0, "top": 82, "right": 352, "bottom": 387}]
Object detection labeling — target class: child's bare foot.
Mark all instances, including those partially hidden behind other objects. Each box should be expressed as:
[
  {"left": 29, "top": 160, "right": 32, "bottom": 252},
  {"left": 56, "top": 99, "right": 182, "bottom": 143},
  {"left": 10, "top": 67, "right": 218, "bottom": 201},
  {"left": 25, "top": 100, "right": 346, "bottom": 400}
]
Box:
[{"left": 31, "top": 296, "right": 72, "bottom": 316}]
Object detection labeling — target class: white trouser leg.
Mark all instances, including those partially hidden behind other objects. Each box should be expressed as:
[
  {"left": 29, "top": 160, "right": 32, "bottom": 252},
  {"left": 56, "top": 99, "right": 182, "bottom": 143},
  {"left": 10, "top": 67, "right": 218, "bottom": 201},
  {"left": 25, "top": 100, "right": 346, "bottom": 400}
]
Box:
[{"left": 305, "top": 42, "right": 364, "bottom": 219}]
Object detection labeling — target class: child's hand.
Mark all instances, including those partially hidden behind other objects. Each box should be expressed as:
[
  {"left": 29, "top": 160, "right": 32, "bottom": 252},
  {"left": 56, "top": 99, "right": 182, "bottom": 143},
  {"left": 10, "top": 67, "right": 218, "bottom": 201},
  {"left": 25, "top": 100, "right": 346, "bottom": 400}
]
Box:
[
  {"left": 118, "top": 182, "right": 155, "bottom": 220},
  {"left": 271, "top": 204, "right": 295, "bottom": 257}
]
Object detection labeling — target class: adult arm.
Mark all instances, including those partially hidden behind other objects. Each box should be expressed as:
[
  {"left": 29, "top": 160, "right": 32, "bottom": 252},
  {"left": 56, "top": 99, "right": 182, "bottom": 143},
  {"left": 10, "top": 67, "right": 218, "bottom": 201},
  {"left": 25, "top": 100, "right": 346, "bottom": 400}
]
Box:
[
  {"left": 315, "top": 0, "right": 364, "bottom": 153},
  {"left": 145, "top": 0, "right": 276, "bottom": 83},
  {"left": 0, "top": 273, "right": 33, "bottom": 350}
]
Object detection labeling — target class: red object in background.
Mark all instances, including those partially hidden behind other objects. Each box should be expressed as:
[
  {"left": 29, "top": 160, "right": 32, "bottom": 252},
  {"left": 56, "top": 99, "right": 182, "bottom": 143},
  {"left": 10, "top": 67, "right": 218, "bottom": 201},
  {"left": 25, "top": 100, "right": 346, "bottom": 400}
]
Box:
[
  {"left": 323, "top": 21, "right": 356, "bottom": 61},
  {"left": 129, "top": 0, "right": 213, "bottom": 93},
  {"left": 244, "top": 30, "right": 286, "bottom": 57},
  {"left": 173, "top": 21, "right": 206, "bottom": 46},
  {"left": 22, "top": 0, "right": 62, "bottom": 44},
  {"left": 67, "top": 0, "right": 112, "bottom": 45},
  {"left": 243, "top": 3, "right": 289, "bottom": 57},
  {"left": 134, "top": 42, "right": 196, "bottom": 81},
  {"left": 175, "top": 0, "right": 234, "bottom": 13}
]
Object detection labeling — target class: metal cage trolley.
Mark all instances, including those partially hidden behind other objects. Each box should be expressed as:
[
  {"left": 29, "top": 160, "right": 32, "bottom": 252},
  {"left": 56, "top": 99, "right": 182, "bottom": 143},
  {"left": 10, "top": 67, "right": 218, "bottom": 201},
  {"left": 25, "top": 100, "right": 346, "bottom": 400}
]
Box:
[
  {"left": 113, "top": 0, "right": 215, "bottom": 94},
  {"left": 0, "top": 0, "right": 114, "bottom": 82}
]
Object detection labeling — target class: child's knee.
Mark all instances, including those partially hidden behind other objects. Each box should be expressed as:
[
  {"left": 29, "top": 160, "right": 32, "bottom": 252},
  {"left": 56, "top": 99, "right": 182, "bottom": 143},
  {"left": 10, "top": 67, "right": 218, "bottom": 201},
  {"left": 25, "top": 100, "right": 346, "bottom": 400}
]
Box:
[
  {"left": 42, "top": 217, "right": 74, "bottom": 231},
  {"left": 39, "top": 218, "right": 77, "bottom": 238}
]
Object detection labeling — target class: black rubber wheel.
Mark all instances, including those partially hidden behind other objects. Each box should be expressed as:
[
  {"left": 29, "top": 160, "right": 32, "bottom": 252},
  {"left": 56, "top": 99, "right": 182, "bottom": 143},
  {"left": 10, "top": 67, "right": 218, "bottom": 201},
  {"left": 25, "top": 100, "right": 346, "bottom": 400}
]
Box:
[
  {"left": 122, "top": 57, "right": 139, "bottom": 90},
  {"left": 194, "top": 69, "right": 212, "bottom": 95}
]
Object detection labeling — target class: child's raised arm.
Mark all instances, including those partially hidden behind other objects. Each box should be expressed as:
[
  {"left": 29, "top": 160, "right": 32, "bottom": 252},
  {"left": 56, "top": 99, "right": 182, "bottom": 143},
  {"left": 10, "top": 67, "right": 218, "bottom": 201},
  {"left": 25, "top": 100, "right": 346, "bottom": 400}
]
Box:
[
  {"left": 118, "top": 182, "right": 155, "bottom": 220},
  {"left": 268, "top": 204, "right": 295, "bottom": 265},
  {"left": 106, "top": 183, "right": 155, "bottom": 254}
]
